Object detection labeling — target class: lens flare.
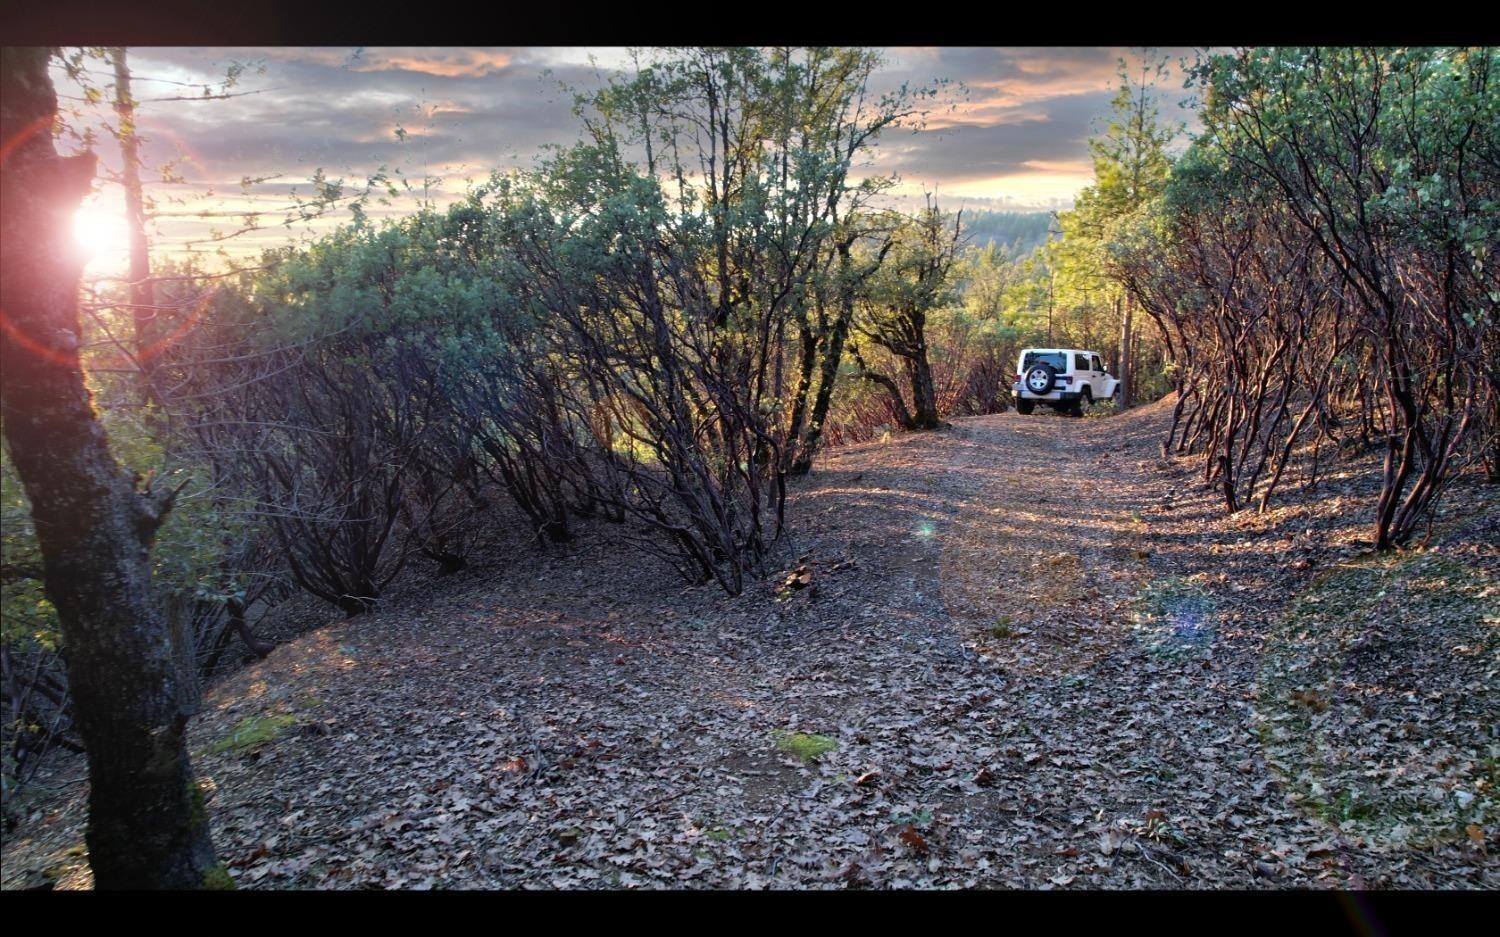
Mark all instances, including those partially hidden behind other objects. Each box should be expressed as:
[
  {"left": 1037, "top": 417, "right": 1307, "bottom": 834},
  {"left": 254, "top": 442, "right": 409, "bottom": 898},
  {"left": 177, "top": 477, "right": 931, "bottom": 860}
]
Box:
[{"left": 72, "top": 201, "right": 130, "bottom": 262}]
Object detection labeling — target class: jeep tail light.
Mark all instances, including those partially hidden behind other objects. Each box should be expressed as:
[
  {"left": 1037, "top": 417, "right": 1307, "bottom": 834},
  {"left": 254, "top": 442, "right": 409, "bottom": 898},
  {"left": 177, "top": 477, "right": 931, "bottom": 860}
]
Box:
[
  {"left": 1013, "top": 373, "right": 1022, "bottom": 383},
  {"left": 1058, "top": 376, "right": 1072, "bottom": 384}
]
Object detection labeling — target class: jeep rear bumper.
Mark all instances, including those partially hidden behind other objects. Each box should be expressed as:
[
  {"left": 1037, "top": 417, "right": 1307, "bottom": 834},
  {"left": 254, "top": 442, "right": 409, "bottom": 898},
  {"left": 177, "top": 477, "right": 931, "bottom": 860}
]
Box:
[{"left": 1013, "top": 384, "right": 1083, "bottom": 402}]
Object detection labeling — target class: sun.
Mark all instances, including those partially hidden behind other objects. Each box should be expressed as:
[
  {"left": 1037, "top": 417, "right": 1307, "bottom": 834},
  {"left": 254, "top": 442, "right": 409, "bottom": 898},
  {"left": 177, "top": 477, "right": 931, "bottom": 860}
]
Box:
[{"left": 72, "top": 201, "right": 131, "bottom": 266}]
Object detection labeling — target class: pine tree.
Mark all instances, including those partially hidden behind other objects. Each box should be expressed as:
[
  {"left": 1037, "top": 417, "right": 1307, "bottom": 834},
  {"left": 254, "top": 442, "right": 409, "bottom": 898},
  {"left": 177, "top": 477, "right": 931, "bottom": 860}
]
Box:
[{"left": 1054, "top": 55, "right": 1178, "bottom": 407}]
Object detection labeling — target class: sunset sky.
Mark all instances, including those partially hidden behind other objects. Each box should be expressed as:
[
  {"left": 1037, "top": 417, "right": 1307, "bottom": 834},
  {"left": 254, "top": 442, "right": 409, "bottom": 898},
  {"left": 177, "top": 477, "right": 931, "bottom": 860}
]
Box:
[{"left": 55, "top": 47, "right": 1199, "bottom": 278}]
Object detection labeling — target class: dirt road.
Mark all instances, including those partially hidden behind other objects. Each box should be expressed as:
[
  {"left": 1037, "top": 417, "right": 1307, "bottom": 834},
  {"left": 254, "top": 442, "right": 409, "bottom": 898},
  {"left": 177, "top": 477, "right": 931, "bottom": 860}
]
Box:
[{"left": 7, "top": 401, "right": 1494, "bottom": 889}]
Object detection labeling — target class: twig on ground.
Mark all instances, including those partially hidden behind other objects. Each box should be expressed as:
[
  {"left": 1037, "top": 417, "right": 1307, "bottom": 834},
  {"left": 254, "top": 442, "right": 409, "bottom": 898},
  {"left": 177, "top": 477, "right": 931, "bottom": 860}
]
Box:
[{"left": 1132, "top": 840, "right": 1186, "bottom": 882}]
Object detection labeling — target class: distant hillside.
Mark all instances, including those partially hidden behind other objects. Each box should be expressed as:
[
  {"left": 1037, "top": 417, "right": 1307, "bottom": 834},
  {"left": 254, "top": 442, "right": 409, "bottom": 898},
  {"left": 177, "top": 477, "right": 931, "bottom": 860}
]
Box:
[{"left": 958, "top": 210, "right": 1054, "bottom": 258}]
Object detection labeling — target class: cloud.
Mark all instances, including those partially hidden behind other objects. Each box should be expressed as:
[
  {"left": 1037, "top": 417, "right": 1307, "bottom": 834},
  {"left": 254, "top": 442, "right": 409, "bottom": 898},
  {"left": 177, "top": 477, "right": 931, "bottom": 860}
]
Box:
[
  {"left": 347, "top": 48, "right": 515, "bottom": 78},
  {"left": 869, "top": 91, "right": 1110, "bottom": 185},
  {"left": 861, "top": 48, "right": 1197, "bottom": 204},
  {"left": 115, "top": 50, "right": 604, "bottom": 184},
  {"left": 1021, "top": 159, "right": 1093, "bottom": 174},
  {"left": 56, "top": 46, "right": 1203, "bottom": 271}
]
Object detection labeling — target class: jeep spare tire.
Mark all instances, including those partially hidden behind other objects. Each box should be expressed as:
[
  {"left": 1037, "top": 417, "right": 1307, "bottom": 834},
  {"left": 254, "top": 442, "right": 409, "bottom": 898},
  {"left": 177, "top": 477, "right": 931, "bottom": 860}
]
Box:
[{"left": 1024, "top": 363, "right": 1057, "bottom": 395}]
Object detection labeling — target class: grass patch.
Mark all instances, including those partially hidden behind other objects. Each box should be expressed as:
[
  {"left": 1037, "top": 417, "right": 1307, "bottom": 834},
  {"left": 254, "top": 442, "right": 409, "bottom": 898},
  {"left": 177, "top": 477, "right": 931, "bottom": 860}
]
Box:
[
  {"left": 1312, "top": 788, "right": 1385, "bottom": 824},
  {"left": 703, "top": 825, "right": 740, "bottom": 842},
  {"left": 1256, "top": 549, "right": 1498, "bottom": 848},
  {"left": 208, "top": 714, "right": 299, "bottom": 755},
  {"left": 890, "top": 808, "right": 934, "bottom": 828},
  {"left": 773, "top": 730, "right": 837, "bottom": 762},
  {"left": 202, "top": 863, "right": 237, "bottom": 890},
  {"left": 990, "top": 616, "right": 1014, "bottom": 639}
]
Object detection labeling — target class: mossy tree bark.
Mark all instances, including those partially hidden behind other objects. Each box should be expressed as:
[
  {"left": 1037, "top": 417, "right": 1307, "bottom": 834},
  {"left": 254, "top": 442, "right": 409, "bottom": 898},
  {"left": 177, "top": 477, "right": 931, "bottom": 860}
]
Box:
[
  {"left": 849, "top": 203, "right": 957, "bottom": 434},
  {"left": 790, "top": 243, "right": 859, "bottom": 476},
  {"left": 903, "top": 337, "right": 941, "bottom": 430},
  {"left": 1, "top": 46, "right": 225, "bottom": 889}
]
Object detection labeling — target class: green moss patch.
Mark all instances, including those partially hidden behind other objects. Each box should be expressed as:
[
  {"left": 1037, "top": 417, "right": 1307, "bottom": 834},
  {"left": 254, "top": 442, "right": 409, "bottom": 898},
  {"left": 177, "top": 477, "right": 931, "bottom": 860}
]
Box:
[
  {"left": 773, "top": 730, "right": 837, "bottom": 762},
  {"left": 202, "top": 863, "right": 237, "bottom": 890},
  {"left": 703, "top": 825, "right": 740, "bottom": 842},
  {"left": 208, "top": 714, "right": 300, "bottom": 755}
]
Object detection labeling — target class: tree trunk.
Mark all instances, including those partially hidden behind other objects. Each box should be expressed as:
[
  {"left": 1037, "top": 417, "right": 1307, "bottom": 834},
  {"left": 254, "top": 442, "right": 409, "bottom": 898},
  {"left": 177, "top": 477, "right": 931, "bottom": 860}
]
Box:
[
  {"left": 229, "top": 596, "right": 275, "bottom": 658},
  {"left": 782, "top": 317, "right": 817, "bottom": 472},
  {"left": 904, "top": 347, "right": 940, "bottom": 430},
  {"left": 111, "top": 48, "right": 157, "bottom": 405},
  {"left": 0, "top": 47, "right": 227, "bottom": 890},
  {"left": 853, "top": 352, "right": 916, "bottom": 431},
  {"left": 790, "top": 246, "right": 856, "bottom": 476},
  {"left": 1117, "top": 293, "right": 1134, "bottom": 409}
]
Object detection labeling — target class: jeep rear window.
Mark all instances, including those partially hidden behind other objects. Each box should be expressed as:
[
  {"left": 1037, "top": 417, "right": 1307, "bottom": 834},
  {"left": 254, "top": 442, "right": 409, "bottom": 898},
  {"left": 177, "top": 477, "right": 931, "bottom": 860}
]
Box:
[
  {"left": 1074, "top": 353, "right": 1090, "bottom": 371},
  {"left": 1023, "top": 351, "right": 1067, "bottom": 371}
]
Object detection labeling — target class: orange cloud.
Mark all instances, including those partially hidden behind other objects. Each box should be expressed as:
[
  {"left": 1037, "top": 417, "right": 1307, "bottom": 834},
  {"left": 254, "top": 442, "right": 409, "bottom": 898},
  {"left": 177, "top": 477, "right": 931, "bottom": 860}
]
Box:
[
  {"left": 926, "top": 107, "right": 1052, "bottom": 130},
  {"left": 963, "top": 71, "right": 1116, "bottom": 109},
  {"left": 243, "top": 47, "right": 516, "bottom": 78},
  {"left": 1020, "top": 159, "right": 1093, "bottom": 175},
  {"left": 351, "top": 49, "right": 514, "bottom": 78}
]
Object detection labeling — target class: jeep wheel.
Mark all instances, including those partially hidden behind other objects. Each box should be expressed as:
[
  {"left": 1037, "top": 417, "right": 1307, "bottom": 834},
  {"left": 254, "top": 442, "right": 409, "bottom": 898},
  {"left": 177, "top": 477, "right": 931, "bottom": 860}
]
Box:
[
  {"left": 1080, "top": 387, "right": 1093, "bottom": 409},
  {"left": 1023, "top": 363, "right": 1058, "bottom": 396},
  {"left": 1016, "top": 399, "right": 1035, "bottom": 415}
]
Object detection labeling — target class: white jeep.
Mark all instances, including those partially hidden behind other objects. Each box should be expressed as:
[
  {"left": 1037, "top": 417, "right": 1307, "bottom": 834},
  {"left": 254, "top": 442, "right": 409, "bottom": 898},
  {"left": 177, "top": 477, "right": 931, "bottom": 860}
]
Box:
[{"left": 1012, "top": 348, "right": 1120, "bottom": 417}]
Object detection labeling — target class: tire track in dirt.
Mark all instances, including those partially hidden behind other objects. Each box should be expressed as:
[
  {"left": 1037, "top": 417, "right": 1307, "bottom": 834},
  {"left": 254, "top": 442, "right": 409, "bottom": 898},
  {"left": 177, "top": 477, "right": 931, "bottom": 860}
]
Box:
[{"left": 933, "top": 409, "right": 1152, "bottom": 677}]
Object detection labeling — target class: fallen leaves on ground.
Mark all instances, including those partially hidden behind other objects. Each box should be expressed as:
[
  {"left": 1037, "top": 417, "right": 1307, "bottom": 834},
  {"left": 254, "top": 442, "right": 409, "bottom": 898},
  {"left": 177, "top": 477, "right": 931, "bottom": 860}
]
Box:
[{"left": 3, "top": 399, "right": 1494, "bottom": 890}]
